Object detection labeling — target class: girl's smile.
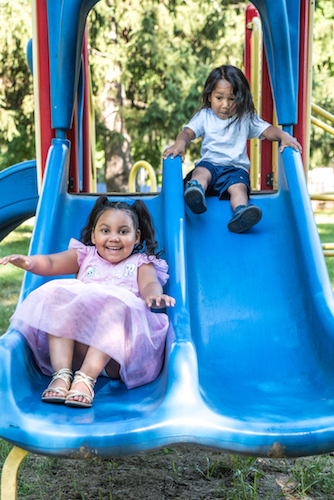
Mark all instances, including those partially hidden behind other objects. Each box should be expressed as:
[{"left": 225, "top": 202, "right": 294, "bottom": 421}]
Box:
[
  {"left": 91, "top": 209, "right": 140, "bottom": 264},
  {"left": 209, "top": 79, "right": 236, "bottom": 120}
]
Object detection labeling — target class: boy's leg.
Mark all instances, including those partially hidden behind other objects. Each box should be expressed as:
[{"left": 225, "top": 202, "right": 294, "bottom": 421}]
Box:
[
  {"left": 189, "top": 167, "right": 212, "bottom": 191},
  {"left": 228, "top": 182, "right": 249, "bottom": 210},
  {"left": 184, "top": 167, "right": 211, "bottom": 214},
  {"left": 227, "top": 183, "right": 262, "bottom": 233}
]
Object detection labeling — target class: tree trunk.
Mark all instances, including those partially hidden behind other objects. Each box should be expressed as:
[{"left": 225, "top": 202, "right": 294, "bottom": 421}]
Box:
[{"left": 100, "top": 63, "right": 132, "bottom": 193}]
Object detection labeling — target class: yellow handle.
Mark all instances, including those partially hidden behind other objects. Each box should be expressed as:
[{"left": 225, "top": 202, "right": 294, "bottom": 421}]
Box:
[
  {"left": 1, "top": 446, "right": 29, "bottom": 500},
  {"left": 129, "top": 161, "right": 157, "bottom": 193}
]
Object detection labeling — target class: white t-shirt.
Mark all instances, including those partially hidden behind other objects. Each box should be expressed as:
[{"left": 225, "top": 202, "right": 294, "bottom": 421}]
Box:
[{"left": 184, "top": 108, "right": 270, "bottom": 172}]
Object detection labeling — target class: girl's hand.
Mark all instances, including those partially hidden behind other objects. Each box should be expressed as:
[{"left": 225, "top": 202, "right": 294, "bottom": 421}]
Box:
[
  {"left": 145, "top": 294, "right": 176, "bottom": 309},
  {"left": 0, "top": 254, "right": 33, "bottom": 270}
]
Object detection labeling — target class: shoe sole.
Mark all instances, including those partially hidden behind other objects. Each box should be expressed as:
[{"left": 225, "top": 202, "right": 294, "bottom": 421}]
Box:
[
  {"left": 184, "top": 186, "right": 207, "bottom": 214},
  {"left": 41, "top": 397, "right": 66, "bottom": 404},
  {"left": 228, "top": 206, "right": 262, "bottom": 233},
  {"left": 65, "top": 400, "right": 92, "bottom": 408}
]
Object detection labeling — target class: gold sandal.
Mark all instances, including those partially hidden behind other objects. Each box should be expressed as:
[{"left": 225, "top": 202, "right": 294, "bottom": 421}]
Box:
[
  {"left": 41, "top": 368, "right": 73, "bottom": 404},
  {"left": 65, "top": 371, "right": 96, "bottom": 408}
]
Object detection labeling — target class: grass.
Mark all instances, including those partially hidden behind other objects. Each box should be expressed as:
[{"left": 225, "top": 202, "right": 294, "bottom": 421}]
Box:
[
  {"left": 0, "top": 219, "right": 33, "bottom": 334},
  {"left": 314, "top": 208, "right": 334, "bottom": 289},
  {"left": 0, "top": 210, "right": 334, "bottom": 499}
]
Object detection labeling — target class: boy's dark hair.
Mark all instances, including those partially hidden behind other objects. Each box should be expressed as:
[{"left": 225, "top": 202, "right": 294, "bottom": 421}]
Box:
[
  {"left": 201, "top": 65, "right": 255, "bottom": 124},
  {"left": 80, "top": 196, "right": 163, "bottom": 257}
]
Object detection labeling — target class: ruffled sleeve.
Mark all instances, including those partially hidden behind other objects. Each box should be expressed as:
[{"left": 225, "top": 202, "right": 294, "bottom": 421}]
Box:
[
  {"left": 68, "top": 238, "right": 89, "bottom": 267},
  {"left": 137, "top": 254, "right": 169, "bottom": 286}
]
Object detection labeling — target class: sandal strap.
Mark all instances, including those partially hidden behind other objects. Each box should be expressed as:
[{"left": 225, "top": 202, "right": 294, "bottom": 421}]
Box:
[
  {"left": 42, "top": 386, "right": 68, "bottom": 398},
  {"left": 69, "top": 370, "right": 96, "bottom": 399},
  {"left": 66, "top": 389, "right": 93, "bottom": 405},
  {"left": 50, "top": 368, "right": 73, "bottom": 390}
]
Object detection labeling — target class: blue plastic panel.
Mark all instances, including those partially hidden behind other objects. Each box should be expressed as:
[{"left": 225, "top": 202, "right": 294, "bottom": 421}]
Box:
[
  {"left": 0, "top": 161, "right": 38, "bottom": 241},
  {"left": 1, "top": 142, "right": 334, "bottom": 458},
  {"left": 46, "top": 0, "right": 99, "bottom": 130},
  {"left": 252, "top": 0, "right": 300, "bottom": 125}
]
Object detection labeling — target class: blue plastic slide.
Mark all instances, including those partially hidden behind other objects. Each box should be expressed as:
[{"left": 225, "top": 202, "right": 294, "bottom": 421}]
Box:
[
  {"left": 0, "top": 138, "right": 333, "bottom": 458},
  {"left": 0, "top": 161, "right": 38, "bottom": 241}
]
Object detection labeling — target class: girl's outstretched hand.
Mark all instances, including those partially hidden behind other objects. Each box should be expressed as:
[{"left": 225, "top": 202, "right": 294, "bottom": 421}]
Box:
[
  {"left": 0, "top": 254, "right": 33, "bottom": 270},
  {"left": 145, "top": 294, "right": 176, "bottom": 309}
]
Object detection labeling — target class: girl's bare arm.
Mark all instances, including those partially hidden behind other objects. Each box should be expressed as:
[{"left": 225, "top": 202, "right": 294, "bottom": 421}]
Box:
[
  {"left": 0, "top": 248, "right": 79, "bottom": 276},
  {"left": 138, "top": 262, "right": 175, "bottom": 309}
]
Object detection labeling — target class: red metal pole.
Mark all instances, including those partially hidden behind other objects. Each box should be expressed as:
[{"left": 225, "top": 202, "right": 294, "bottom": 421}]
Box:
[
  {"left": 36, "top": 0, "right": 55, "bottom": 178},
  {"left": 82, "top": 28, "right": 91, "bottom": 193},
  {"left": 260, "top": 49, "right": 274, "bottom": 190}
]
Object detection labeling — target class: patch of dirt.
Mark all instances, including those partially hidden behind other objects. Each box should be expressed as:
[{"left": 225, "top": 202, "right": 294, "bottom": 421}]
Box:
[{"left": 16, "top": 445, "right": 334, "bottom": 499}]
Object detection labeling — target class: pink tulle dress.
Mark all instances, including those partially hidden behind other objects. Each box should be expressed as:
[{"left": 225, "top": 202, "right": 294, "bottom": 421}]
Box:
[{"left": 10, "top": 239, "right": 170, "bottom": 389}]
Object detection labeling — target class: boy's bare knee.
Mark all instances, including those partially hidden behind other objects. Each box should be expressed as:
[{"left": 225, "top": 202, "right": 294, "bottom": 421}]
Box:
[{"left": 190, "top": 167, "right": 211, "bottom": 191}]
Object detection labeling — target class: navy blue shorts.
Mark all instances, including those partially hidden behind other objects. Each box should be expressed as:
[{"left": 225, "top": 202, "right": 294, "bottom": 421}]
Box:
[{"left": 184, "top": 161, "right": 250, "bottom": 200}]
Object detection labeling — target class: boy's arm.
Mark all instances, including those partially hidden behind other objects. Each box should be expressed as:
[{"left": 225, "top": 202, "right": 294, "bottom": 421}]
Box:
[
  {"left": 0, "top": 249, "right": 79, "bottom": 276},
  {"left": 261, "top": 126, "right": 302, "bottom": 153},
  {"left": 163, "top": 128, "right": 196, "bottom": 162}
]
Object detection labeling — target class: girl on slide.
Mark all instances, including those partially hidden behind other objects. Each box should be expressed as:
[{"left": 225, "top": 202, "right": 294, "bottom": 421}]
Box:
[{"left": 0, "top": 196, "right": 175, "bottom": 408}]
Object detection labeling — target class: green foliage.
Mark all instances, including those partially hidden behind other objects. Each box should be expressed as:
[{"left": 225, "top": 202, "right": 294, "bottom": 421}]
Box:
[
  {"left": 88, "top": 0, "right": 245, "bottom": 169},
  {"left": 0, "top": 219, "right": 33, "bottom": 335},
  {"left": 0, "top": 0, "right": 35, "bottom": 170},
  {"left": 310, "top": 0, "right": 334, "bottom": 169},
  {"left": 1, "top": 0, "right": 334, "bottom": 175},
  {"left": 286, "top": 455, "right": 334, "bottom": 497}
]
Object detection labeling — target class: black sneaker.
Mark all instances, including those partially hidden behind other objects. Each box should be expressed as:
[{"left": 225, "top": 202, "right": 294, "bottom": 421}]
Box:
[
  {"left": 184, "top": 180, "right": 207, "bottom": 214},
  {"left": 227, "top": 205, "right": 262, "bottom": 233}
]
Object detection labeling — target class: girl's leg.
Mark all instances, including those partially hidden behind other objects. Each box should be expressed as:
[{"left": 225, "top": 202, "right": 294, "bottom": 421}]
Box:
[
  {"left": 43, "top": 335, "right": 75, "bottom": 398},
  {"left": 227, "top": 182, "right": 249, "bottom": 210},
  {"left": 73, "top": 342, "right": 120, "bottom": 378},
  {"left": 67, "top": 346, "right": 112, "bottom": 404}
]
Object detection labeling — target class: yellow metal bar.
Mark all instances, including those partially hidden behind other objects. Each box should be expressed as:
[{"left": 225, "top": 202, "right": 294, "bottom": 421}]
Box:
[
  {"left": 311, "top": 103, "right": 334, "bottom": 124},
  {"left": 272, "top": 108, "right": 280, "bottom": 190},
  {"left": 323, "top": 250, "right": 334, "bottom": 257},
  {"left": 311, "top": 116, "right": 334, "bottom": 137},
  {"left": 31, "top": 0, "right": 42, "bottom": 192},
  {"left": 310, "top": 193, "right": 334, "bottom": 201},
  {"left": 322, "top": 243, "right": 334, "bottom": 250},
  {"left": 249, "top": 16, "right": 262, "bottom": 190},
  {"left": 304, "top": 0, "right": 315, "bottom": 178},
  {"left": 1, "top": 446, "right": 29, "bottom": 500},
  {"left": 88, "top": 63, "right": 97, "bottom": 192},
  {"left": 129, "top": 161, "right": 157, "bottom": 193}
]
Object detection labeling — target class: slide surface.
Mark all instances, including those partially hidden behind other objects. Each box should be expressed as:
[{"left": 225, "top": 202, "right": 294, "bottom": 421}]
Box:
[
  {"left": 0, "top": 161, "right": 38, "bottom": 241},
  {"left": 0, "top": 139, "right": 333, "bottom": 459}
]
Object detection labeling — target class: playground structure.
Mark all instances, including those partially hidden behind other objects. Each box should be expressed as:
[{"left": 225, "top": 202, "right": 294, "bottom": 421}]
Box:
[{"left": 1, "top": 0, "right": 334, "bottom": 498}]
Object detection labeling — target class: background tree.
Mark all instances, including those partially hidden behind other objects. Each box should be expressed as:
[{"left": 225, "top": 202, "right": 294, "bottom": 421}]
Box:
[
  {"left": 0, "top": 0, "right": 34, "bottom": 171},
  {"left": 88, "top": 0, "right": 244, "bottom": 190},
  {"left": 310, "top": 0, "right": 334, "bottom": 170},
  {"left": 1, "top": 0, "right": 334, "bottom": 184}
]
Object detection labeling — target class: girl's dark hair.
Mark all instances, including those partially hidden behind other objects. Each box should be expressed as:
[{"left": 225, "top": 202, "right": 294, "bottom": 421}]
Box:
[
  {"left": 201, "top": 65, "right": 255, "bottom": 125},
  {"left": 80, "top": 196, "right": 163, "bottom": 257}
]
